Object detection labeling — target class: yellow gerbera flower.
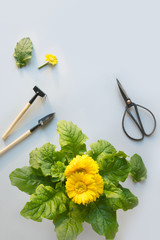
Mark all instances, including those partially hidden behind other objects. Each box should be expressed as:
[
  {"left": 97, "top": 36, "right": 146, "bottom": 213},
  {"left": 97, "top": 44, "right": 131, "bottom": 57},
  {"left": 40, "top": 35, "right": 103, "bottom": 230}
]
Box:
[
  {"left": 45, "top": 54, "right": 58, "bottom": 65},
  {"left": 65, "top": 155, "right": 99, "bottom": 178},
  {"left": 38, "top": 54, "right": 57, "bottom": 69},
  {"left": 66, "top": 172, "right": 103, "bottom": 205},
  {"left": 94, "top": 173, "right": 104, "bottom": 197}
]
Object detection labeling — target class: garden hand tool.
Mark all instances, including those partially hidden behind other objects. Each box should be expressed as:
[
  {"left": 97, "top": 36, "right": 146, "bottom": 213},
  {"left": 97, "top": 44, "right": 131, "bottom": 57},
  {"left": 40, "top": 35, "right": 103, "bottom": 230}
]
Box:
[
  {"left": 0, "top": 113, "right": 55, "bottom": 155},
  {"left": 2, "top": 86, "right": 46, "bottom": 140}
]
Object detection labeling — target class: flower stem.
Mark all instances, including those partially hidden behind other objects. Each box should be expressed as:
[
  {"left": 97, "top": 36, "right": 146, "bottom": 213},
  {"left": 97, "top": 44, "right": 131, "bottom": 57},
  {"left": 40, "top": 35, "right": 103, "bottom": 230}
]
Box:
[{"left": 38, "top": 62, "right": 49, "bottom": 69}]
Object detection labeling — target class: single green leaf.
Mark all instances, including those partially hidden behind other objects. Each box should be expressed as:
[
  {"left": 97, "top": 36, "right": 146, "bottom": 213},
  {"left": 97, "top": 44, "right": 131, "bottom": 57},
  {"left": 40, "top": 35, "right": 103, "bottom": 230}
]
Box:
[
  {"left": 53, "top": 151, "right": 67, "bottom": 163},
  {"left": 57, "top": 120, "right": 88, "bottom": 160},
  {"left": 54, "top": 200, "right": 85, "bottom": 240},
  {"left": 129, "top": 154, "right": 147, "bottom": 182},
  {"left": 115, "top": 151, "right": 128, "bottom": 158},
  {"left": 90, "top": 140, "right": 116, "bottom": 162},
  {"left": 55, "top": 182, "right": 64, "bottom": 190},
  {"left": 69, "top": 201, "right": 89, "bottom": 222},
  {"left": 9, "top": 166, "right": 54, "bottom": 195},
  {"left": 13, "top": 37, "right": 33, "bottom": 68},
  {"left": 108, "top": 185, "right": 138, "bottom": 211},
  {"left": 86, "top": 150, "right": 93, "bottom": 157},
  {"left": 103, "top": 181, "right": 124, "bottom": 199},
  {"left": 29, "top": 143, "right": 65, "bottom": 176},
  {"left": 54, "top": 212, "right": 83, "bottom": 240},
  {"left": 122, "top": 187, "right": 138, "bottom": 210},
  {"left": 21, "top": 184, "right": 67, "bottom": 222},
  {"left": 29, "top": 148, "right": 41, "bottom": 169},
  {"left": 85, "top": 197, "right": 118, "bottom": 240},
  {"left": 39, "top": 144, "right": 57, "bottom": 176},
  {"left": 100, "top": 152, "right": 130, "bottom": 185},
  {"left": 50, "top": 161, "right": 66, "bottom": 182}
]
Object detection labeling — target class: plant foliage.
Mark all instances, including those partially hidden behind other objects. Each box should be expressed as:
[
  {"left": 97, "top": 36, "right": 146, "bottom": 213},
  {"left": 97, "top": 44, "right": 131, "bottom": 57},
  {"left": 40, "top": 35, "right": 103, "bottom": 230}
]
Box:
[{"left": 10, "top": 120, "right": 147, "bottom": 240}]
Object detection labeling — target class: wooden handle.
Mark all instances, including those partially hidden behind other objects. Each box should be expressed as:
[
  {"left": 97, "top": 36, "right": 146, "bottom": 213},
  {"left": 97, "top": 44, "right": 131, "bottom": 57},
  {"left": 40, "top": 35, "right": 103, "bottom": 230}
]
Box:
[
  {"left": 0, "top": 130, "right": 31, "bottom": 155},
  {"left": 2, "top": 102, "right": 31, "bottom": 140}
]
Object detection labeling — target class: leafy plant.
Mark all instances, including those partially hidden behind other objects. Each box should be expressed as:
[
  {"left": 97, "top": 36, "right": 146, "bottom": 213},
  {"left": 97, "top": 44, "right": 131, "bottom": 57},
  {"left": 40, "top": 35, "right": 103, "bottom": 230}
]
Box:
[
  {"left": 10, "top": 120, "right": 147, "bottom": 240},
  {"left": 13, "top": 37, "right": 33, "bottom": 68}
]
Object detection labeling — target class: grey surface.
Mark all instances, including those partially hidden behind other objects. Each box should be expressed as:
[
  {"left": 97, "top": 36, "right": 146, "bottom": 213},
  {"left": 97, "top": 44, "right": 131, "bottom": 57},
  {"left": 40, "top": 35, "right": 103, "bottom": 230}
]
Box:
[{"left": 0, "top": 0, "right": 160, "bottom": 239}]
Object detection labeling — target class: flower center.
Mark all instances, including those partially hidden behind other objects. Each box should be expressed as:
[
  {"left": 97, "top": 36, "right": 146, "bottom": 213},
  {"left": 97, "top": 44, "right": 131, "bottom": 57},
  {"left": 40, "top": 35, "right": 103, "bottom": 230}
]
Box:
[
  {"left": 75, "top": 181, "right": 87, "bottom": 194},
  {"left": 49, "top": 57, "right": 54, "bottom": 61},
  {"left": 76, "top": 168, "right": 86, "bottom": 173}
]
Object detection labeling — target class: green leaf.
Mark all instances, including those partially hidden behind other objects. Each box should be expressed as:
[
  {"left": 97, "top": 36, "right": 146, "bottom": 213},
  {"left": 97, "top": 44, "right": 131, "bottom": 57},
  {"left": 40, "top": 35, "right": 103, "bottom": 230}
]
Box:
[
  {"left": 50, "top": 161, "right": 66, "bottom": 182},
  {"left": 57, "top": 120, "right": 88, "bottom": 160},
  {"left": 21, "top": 184, "right": 67, "bottom": 222},
  {"left": 129, "top": 154, "right": 147, "bottom": 182},
  {"left": 108, "top": 185, "right": 138, "bottom": 211},
  {"left": 90, "top": 140, "right": 116, "bottom": 162},
  {"left": 54, "top": 212, "right": 83, "bottom": 240},
  {"left": 13, "top": 37, "right": 33, "bottom": 68},
  {"left": 55, "top": 182, "right": 64, "bottom": 190},
  {"left": 100, "top": 152, "right": 130, "bottom": 185},
  {"left": 29, "top": 143, "right": 56, "bottom": 176},
  {"left": 103, "top": 181, "right": 124, "bottom": 199},
  {"left": 39, "top": 144, "right": 57, "bottom": 176},
  {"left": 9, "top": 166, "right": 54, "bottom": 195},
  {"left": 85, "top": 197, "right": 118, "bottom": 240},
  {"left": 115, "top": 151, "right": 128, "bottom": 158},
  {"left": 29, "top": 143, "right": 65, "bottom": 176},
  {"left": 69, "top": 201, "right": 89, "bottom": 222},
  {"left": 54, "top": 200, "right": 86, "bottom": 240},
  {"left": 29, "top": 148, "right": 41, "bottom": 169},
  {"left": 53, "top": 151, "right": 67, "bottom": 163}
]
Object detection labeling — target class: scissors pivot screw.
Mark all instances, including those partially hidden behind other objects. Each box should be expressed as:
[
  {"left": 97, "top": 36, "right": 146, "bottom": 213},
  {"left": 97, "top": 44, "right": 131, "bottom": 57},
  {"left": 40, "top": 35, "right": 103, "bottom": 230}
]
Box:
[{"left": 127, "top": 99, "right": 131, "bottom": 104}]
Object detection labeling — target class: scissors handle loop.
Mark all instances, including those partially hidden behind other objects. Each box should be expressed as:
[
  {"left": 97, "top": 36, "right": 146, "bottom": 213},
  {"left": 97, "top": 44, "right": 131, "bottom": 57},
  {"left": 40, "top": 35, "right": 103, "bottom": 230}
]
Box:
[{"left": 122, "top": 103, "right": 156, "bottom": 141}]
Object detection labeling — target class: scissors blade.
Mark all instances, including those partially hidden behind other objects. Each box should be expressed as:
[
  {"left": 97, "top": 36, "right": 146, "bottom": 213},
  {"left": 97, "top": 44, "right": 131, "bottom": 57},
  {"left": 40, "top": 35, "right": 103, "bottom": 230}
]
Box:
[{"left": 116, "top": 79, "right": 130, "bottom": 104}]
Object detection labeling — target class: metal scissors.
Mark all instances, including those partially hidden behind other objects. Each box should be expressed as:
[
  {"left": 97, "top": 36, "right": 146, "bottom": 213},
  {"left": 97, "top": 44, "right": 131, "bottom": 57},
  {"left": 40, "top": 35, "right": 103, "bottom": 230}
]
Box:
[{"left": 116, "top": 79, "right": 156, "bottom": 141}]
